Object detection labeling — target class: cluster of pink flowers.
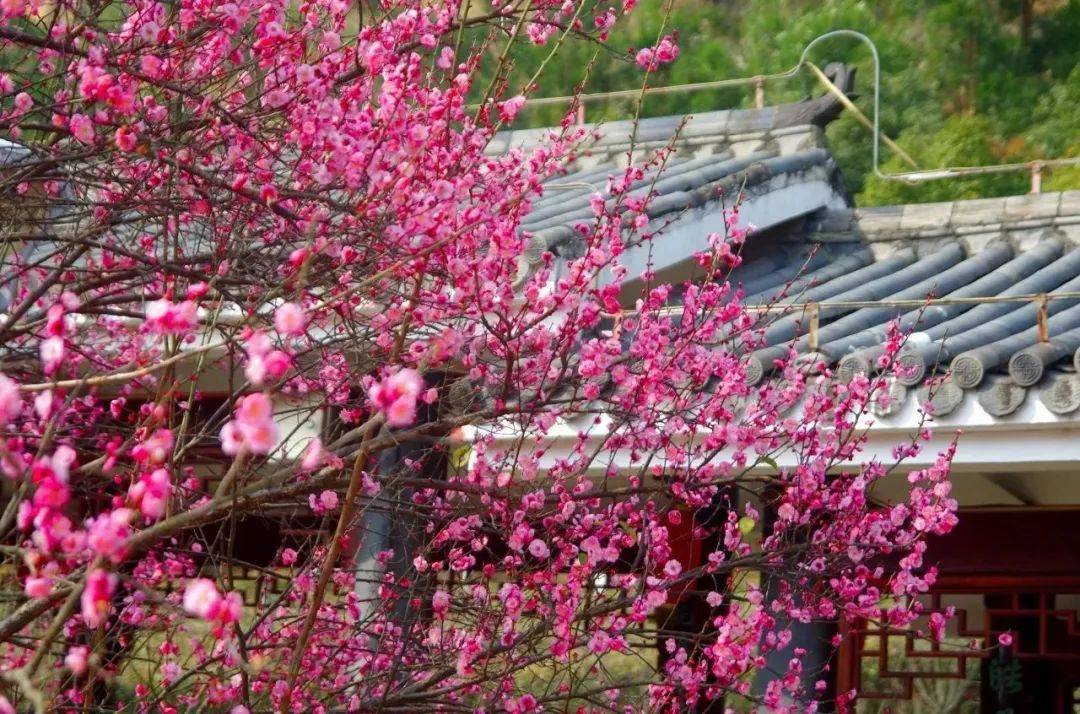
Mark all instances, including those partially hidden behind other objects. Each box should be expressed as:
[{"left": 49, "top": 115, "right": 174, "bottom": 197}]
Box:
[
  {"left": 86, "top": 509, "right": 133, "bottom": 564},
  {"left": 0, "top": 0, "right": 961, "bottom": 710},
  {"left": 367, "top": 368, "right": 425, "bottom": 427},
  {"left": 145, "top": 298, "right": 199, "bottom": 335},
  {"left": 128, "top": 468, "right": 171, "bottom": 521},
  {"left": 274, "top": 302, "right": 307, "bottom": 336},
  {"left": 81, "top": 569, "right": 118, "bottom": 629},
  {"left": 243, "top": 331, "right": 292, "bottom": 387},
  {"left": 17, "top": 447, "right": 80, "bottom": 575},
  {"left": 220, "top": 393, "right": 280, "bottom": 456},
  {"left": 65, "top": 646, "right": 89, "bottom": 675},
  {"left": 635, "top": 35, "right": 680, "bottom": 71},
  {"left": 69, "top": 113, "right": 95, "bottom": 144},
  {"left": 182, "top": 578, "right": 243, "bottom": 627},
  {"left": 38, "top": 296, "right": 77, "bottom": 374},
  {"left": 131, "top": 428, "right": 173, "bottom": 466},
  {"left": 0, "top": 374, "right": 20, "bottom": 426},
  {"left": 308, "top": 489, "right": 339, "bottom": 515}
]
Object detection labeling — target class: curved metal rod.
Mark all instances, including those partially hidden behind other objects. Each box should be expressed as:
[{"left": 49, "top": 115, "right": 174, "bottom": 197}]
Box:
[
  {"left": 795, "top": 30, "right": 883, "bottom": 178},
  {"left": 520, "top": 29, "right": 1080, "bottom": 184},
  {"left": 789, "top": 30, "right": 1080, "bottom": 182}
]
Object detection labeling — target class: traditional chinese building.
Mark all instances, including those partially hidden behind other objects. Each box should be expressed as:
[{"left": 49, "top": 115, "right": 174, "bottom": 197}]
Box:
[
  {"left": 10, "top": 62, "right": 1077, "bottom": 711},
  {"left": 492, "top": 66, "right": 1080, "bottom": 711}
]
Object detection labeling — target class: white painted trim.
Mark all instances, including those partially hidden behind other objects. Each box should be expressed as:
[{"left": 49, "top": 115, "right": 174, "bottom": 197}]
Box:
[{"left": 472, "top": 385, "right": 1080, "bottom": 478}]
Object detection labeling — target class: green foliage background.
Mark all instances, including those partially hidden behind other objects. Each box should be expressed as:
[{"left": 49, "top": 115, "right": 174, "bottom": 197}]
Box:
[{"left": 489, "top": 0, "right": 1080, "bottom": 206}]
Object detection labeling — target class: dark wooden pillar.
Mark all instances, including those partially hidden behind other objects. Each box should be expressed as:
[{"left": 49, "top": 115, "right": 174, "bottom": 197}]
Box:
[
  {"left": 353, "top": 374, "right": 445, "bottom": 628},
  {"left": 751, "top": 493, "right": 839, "bottom": 711},
  {"left": 656, "top": 494, "right": 732, "bottom": 713}
]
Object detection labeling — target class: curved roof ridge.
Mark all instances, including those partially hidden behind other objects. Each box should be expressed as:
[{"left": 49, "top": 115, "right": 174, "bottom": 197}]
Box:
[
  {"left": 488, "top": 64, "right": 856, "bottom": 158},
  {"left": 815, "top": 190, "right": 1080, "bottom": 244}
]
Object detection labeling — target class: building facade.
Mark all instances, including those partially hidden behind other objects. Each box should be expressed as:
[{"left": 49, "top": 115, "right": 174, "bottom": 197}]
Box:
[
  {"left": 492, "top": 71, "right": 1080, "bottom": 711},
  {"left": 9, "top": 65, "right": 1074, "bottom": 711}
]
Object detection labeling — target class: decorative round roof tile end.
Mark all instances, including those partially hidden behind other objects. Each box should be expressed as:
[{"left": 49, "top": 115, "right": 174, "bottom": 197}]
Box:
[
  {"left": 744, "top": 356, "right": 764, "bottom": 386},
  {"left": 1008, "top": 351, "right": 1045, "bottom": 388},
  {"left": 797, "top": 351, "right": 828, "bottom": 375},
  {"left": 869, "top": 378, "right": 907, "bottom": 417},
  {"left": 837, "top": 354, "right": 870, "bottom": 383},
  {"left": 918, "top": 379, "right": 964, "bottom": 417},
  {"left": 977, "top": 380, "right": 1026, "bottom": 417},
  {"left": 896, "top": 352, "right": 927, "bottom": 387},
  {"left": 1041, "top": 374, "right": 1080, "bottom": 415},
  {"left": 950, "top": 355, "right": 985, "bottom": 390}
]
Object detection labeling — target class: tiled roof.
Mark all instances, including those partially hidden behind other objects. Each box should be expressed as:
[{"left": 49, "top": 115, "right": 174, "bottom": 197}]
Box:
[
  {"left": 525, "top": 148, "right": 834, "bottom": 258},
  {"left": 738, "top": 191, "right": 1080, "bottom": 419},
  {"left": 488, "top": 64, "right": 855, "bottom": 162},
  {"left": 492, "top": 67, "right": 858, "bottom": 280},
  {"left": 492, "top": 70, "right": 1080, "bottom": 421}
]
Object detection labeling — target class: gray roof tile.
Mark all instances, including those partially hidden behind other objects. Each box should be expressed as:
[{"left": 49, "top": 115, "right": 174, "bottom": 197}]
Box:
[
  {"left": 721, "top": 192, "right": 1080, "bottom": 420},
  {"left": 492, "top": 78, "right": 1080, "bottom": 421}
]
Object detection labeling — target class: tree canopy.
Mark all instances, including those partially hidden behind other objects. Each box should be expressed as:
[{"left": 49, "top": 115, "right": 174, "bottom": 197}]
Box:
[
  {"left": 0, "top": 0, "right": 958, "bottom": 710},
  {"left": 494, "top": 0, "right": 1080, "bottom": 205}
]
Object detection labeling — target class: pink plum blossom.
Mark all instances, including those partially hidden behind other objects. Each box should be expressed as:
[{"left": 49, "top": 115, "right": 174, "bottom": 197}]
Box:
[
  {"left": 128, "top": 468, "right": 171, "bottom": 521},
  {"left": 182, "top": 578, "right": 219, "bottom": 619},
  {"left": 132, "top": 429, "right": 173, "bottom": 466},
  {"left": 243, "top": 330, "right": 292, "bottom": 385},
  {"left": 86, "top": 509, "right": 133, "bottom": 563},
  {"left": 309, "top": 489, "right": 339, "bottom": 514},
  {"left": 115, "top": 125, "right": 137, "bottom": 151},
  {"left": 634, "top": 35, "right": 679, "bottom": 71},
  {"left": 368, "top": 368, "right": 424, "bottom": 427},
  {"left": 499, "top": 95, "right": 526, "bottom": 123},
  {"left": 432, "top": 590, "right": 451, "bottom": 618},
  {"left": 69, "top": 113, "right": 95, "bottom": 143},
  {"left": 245, "top": 348, "right": 292, "bottom": 386},
  {"left": 40, "top": 336, "right": 65, "bottom": 373},
  {"left": 13, "top": 91, "right": 31, "bottom": 113},
  {"left": 65, "top": 646, "right": 89, "bottom": 674},
  {"left": 33, "top": 390, "right": 53, "bottom": 419},
  {"left": 0, "top": 374, "right": 21, "bottom": 426},
  {"left": 527, "top": 539, "right": 550, "bottom": 559},
  {"left": 928, "top": 611, "right": 947, "bottom": 641},
  {"left": 301, "top": 437, "right": 325, "bottom": 470},
  {"left": 0, "top": 1, "right": 962, "bottom": 709},
  {"left": 183, "top": 578, "right": 244, "bottom": 625},
  {"left": 25, "top": 575, "right": 52, "bottom": 598},
  {"left": 220, "top": 393, "right": 279, "bottom": 455},
  {"left": 81, "top": 569, "right": 117, "bottom": 628},
  {"left": 274, "top": 302, "right": 307, "bottom": 336},
  {"left": 145, "top": 298, "right": 198, "bottom": 335}
]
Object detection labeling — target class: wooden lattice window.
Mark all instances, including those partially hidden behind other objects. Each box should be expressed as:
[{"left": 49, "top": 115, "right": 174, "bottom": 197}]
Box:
[{"left": 837, "top": 578, "right": 1080, "bottom": 712}]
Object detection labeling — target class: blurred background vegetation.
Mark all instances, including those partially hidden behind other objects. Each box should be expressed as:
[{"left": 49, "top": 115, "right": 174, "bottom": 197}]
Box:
[{"left": 477, "top": 0, "right": 1080, "bottom": 206}]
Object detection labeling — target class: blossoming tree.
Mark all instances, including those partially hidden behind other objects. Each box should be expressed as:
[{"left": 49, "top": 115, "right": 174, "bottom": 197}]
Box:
[{"left": 0, "top": 0, "right": 957, "bottom": 711}]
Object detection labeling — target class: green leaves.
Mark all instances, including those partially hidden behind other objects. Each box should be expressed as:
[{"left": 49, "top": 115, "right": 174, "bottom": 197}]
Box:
[
  {"left": 499, "top": 0, "right": 1080, "bottom": 204},
  {"left": 737, "top": 516, "right": 756, "bottom": 536},
  {"left": 450, "top": 444, "right": 472, "bottom": 469}
]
